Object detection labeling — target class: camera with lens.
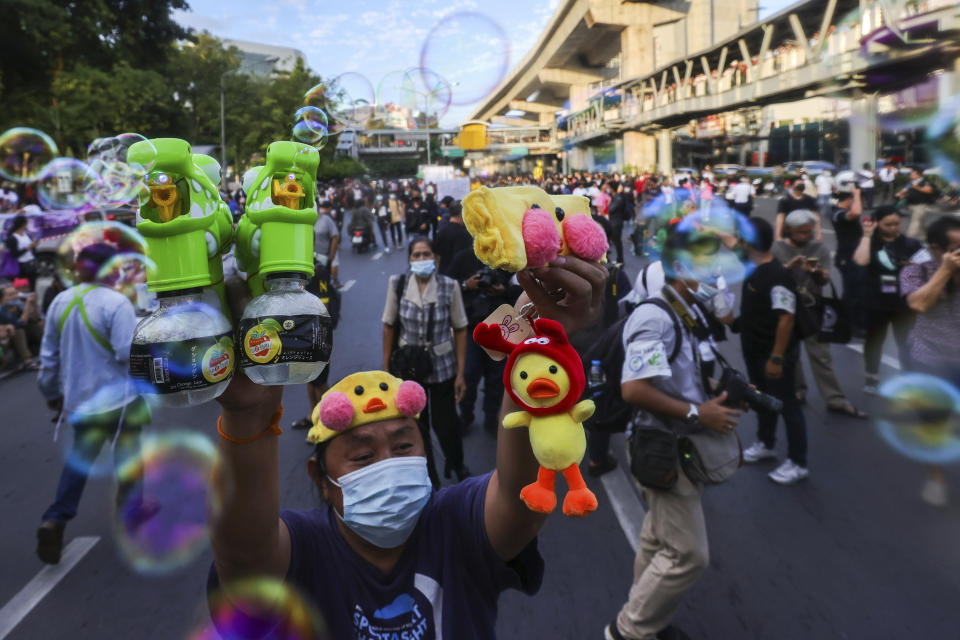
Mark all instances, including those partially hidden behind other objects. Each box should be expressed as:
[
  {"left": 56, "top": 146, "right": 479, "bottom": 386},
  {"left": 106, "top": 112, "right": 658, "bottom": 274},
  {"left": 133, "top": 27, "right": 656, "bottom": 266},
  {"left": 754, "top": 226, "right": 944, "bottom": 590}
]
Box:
[
  {"left": 476, "top": 266, "right": 498, "bottom": 291},
  {"left": 718, "top": 366, "right": 783, "bottom": 414}
]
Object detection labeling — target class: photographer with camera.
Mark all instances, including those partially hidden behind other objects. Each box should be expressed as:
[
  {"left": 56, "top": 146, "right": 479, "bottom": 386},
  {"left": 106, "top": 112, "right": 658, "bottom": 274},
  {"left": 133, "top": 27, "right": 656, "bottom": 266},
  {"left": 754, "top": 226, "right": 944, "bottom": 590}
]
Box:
[
  {"left": 447, "top": 247, "right": 516, "bottom": 434},
  {"left": 606, "top": 228, "right": 743, "bottom": 640},
  {"left": 737, "top": 217, "right": 809, "bottom": 485}
]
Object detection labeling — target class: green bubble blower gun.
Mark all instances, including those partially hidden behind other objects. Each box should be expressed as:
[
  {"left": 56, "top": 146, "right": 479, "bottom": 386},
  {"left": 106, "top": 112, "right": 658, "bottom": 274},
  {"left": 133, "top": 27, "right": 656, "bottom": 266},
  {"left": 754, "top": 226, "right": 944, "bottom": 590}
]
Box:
[
  {"left": 235, "top": 142, "right": 319, "bottom": 296},
  {"left": 128, "top": 138, "right": 235, "bottom": 308}
]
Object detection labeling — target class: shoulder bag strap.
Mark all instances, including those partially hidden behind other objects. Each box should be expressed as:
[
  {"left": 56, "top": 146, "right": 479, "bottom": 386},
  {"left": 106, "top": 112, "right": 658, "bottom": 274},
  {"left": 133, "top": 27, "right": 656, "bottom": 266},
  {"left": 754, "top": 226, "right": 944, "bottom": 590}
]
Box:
[
  {"left": 632, "top": 298, "right": 683, "bottom": 363},
  {"left": 58, "top": 285, "right": 114, "bottom": 354}
]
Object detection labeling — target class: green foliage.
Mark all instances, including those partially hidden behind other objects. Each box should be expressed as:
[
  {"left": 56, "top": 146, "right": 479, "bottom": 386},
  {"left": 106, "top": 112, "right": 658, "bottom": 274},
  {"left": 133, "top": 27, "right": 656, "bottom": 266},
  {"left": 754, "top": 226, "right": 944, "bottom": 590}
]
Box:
[
  {"left": 316, "top": 156, "right": 368, "bottom": 181},
  {"left": 1, "top": 2, "right": 346, "bottom": 181}
]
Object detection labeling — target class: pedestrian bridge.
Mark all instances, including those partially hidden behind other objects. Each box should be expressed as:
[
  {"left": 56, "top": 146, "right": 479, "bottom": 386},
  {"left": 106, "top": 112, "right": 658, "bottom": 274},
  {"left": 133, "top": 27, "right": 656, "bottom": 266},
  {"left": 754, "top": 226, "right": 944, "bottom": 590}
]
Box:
[{"left": 466, "top": 0, "right": 960, "bottom": 170}]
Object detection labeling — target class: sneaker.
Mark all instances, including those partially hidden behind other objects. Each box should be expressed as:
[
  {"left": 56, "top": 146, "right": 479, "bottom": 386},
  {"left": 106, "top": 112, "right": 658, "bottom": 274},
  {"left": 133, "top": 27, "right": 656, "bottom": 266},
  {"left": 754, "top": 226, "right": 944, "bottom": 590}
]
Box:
[
  {"left": 864, "top": 376, "right": 879, "bottom": 396},
  {"left": 768, "top": 459, "right": 809, "bottom": 484},
  {"left": 604, "top": 621, "right": 628, "bottom": 640},
  {"left": 37, "top": 521, "right": 65, "bottom": 564},
  {"left": 588, "top": 455, "right": 619, "bottom": 477},
  {"left": 743, "top": 441, "right": 777, "bottom": 463},
  {"left": 921, "top": 478, "right": 948, "bottom": 507}
]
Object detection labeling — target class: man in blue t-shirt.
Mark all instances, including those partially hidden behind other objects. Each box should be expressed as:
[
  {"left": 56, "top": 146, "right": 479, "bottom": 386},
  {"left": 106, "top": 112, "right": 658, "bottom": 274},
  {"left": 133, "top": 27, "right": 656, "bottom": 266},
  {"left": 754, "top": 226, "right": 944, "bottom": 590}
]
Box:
[{"left": 209, "top": 257, "right": 610, "bottom": 639}]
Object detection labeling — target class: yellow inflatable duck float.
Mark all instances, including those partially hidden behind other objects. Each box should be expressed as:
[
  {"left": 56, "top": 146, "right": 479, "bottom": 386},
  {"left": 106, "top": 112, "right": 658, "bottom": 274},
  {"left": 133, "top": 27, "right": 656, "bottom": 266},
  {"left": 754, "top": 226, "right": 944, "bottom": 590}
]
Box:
[
  {"left": 473, "top": 317, "right": 598, "bottom": 517},
  {"left": 462, "top": 185, "right": 609, "bottom": 272}
]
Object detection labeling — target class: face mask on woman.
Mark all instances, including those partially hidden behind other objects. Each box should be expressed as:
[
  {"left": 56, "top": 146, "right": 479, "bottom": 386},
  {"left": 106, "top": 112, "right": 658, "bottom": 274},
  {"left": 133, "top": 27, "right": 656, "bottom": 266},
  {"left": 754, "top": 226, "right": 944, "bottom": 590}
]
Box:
[
  {"left": 410, "top": 259, "right": 436, "bottom": 278},
  {"left": 328, "top": 456, "right": 432, "bottom": 548}
]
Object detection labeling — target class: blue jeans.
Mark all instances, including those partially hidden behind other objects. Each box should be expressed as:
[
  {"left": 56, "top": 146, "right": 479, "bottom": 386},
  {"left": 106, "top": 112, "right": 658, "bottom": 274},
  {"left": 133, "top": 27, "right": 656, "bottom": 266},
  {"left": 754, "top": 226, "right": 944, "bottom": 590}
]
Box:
[
  {"left": 458, "top": 336, "right": 506, "bottom": 429},
  {"left": 42, "top": 400, "right": 148, "bottom": 524},
  {"left": 743, "top": 345, "right": 808, "bottom": 467}
]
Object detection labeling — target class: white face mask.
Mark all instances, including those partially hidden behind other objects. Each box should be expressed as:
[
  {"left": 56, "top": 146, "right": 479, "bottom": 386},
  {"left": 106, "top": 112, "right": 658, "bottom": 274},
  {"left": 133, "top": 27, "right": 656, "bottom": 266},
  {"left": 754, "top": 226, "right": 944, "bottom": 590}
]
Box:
[
  {"left": 328, "top": 456, "right": 432, "bottom": 549},
  {"left": 410, "top": 259, "right": 436, "bottom": 278}
]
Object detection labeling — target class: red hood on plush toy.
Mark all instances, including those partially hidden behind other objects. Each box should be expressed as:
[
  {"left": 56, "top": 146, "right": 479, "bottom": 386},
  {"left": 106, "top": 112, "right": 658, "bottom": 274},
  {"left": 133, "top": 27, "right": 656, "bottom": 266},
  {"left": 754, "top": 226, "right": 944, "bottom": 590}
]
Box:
[{"left": 473, "top": 317, "right": 585, "bottom": 416}]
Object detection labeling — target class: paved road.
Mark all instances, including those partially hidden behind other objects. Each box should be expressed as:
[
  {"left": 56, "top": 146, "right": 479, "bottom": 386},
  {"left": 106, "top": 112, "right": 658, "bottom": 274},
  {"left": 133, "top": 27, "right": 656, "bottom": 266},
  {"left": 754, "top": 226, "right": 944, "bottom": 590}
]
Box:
[{"left": 0, "top": 198, "right": 957, "bottom": 639}]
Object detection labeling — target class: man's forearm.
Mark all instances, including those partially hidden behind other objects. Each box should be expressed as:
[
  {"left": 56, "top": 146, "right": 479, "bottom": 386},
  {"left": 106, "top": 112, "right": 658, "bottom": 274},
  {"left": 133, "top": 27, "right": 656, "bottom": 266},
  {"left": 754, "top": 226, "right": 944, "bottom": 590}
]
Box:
[
  {"left": 382, "top": 324, "right": 395, "bottom": 370},
  {"left": 622, "top": 379, "right": 692, "bottom": 419},
  {"left": 211, "top": 407, "right": 285, "bottom": 580},
  {"left": 454, "top": 328, "right": 466, "bottom": 378},
  {"left": 771, "top": 314, "right": 794, "bottom": 357}
]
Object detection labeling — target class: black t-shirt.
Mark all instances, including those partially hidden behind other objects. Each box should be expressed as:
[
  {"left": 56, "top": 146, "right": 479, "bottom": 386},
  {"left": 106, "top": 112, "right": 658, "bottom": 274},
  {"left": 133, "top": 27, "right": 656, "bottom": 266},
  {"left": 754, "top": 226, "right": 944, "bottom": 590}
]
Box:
[
  {"left": 830, "top": 205, "right": 862, "bottom": 266},
  {"left": 739, "top": 259, "right": 797, "bottom": 356},
  {"left": 435, "top": 222, "right": 474, "bottom": 276},
  {"left": 906, "top": 178, "right": 937, "bottom": 205},
  {"left": 776, "top": 193, "right": 817, "bottom": 217},
  {"left": 865, "top": 234, "right": 922, "bottom": 310}
]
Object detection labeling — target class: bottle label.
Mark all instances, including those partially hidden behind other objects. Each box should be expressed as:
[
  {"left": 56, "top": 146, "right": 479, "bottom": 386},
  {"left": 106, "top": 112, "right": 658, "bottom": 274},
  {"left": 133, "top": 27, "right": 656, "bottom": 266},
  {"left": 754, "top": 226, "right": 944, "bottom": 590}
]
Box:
[
  {"left": 130, "top": 333, "right": 235, "bottom": 393},
  {"left": 237, "top": 314, "right": 333, "bottom": 367}
]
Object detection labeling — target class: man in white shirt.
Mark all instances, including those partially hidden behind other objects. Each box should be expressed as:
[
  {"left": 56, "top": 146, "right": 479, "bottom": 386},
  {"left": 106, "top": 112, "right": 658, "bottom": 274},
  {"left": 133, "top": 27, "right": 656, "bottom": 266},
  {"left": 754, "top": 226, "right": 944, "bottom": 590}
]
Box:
[
  {"left": 607, "top": 227, "right": 741, "bottom": 640},
  {"left": 814, "top": 170, "right": 836, "bottom": 219},
  {"left": 878, "top": 163, "right": 897, "bottom": 203},
  {"left": 730, "top": 175, "right": 755, "bottom": 215},
  {"left": 856, "top": 162, "right": 876, "bottom": 209}
]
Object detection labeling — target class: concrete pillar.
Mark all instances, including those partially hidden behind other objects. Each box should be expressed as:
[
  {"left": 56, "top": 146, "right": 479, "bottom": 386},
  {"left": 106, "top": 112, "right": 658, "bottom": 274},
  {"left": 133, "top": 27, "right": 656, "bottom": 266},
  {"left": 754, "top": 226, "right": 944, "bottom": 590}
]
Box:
[
  {"left": 621, "top": 25, "right": 654, "bottom": 79},
  {"left": 624, "top": 131, "right": 656, "bottom": 171},
  {"left": 850, "top": 94, "right": 879, "bottom": 171},
  {"left": 657, "top": 130, "right": 673, "bottom": 174}
]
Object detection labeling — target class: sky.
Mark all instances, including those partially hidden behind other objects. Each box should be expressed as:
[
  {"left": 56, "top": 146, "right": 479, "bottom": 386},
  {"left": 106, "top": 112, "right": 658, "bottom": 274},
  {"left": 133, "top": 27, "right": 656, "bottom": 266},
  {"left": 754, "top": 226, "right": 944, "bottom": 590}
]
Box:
[{"left": 173, "top": 0, "right": 797, "bottom": 127}]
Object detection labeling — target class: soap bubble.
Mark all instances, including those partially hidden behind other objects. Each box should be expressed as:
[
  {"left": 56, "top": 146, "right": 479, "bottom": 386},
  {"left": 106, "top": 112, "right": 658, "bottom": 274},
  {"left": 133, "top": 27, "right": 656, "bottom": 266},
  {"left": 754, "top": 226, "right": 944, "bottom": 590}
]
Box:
[
  {"left": 190, "top": 577, "right": 327, "bottom": 640},
  {"left": 411, "top": 67, "right": 453, "bottom": 122},
  {"left": 377, "top": 69, "right": 419, "bottom": 114},
  {"left": 0, "top": 127, "right": 58, "bottom": 183},
  {"left": 37, "top": 158, "right": 102, "bottom": 210},
  {"left": 420, "top": 12, "right": 509, "bottom": 106},
  {"left": 57, "top": 385, "right": 151, "bottom": 479},
  {"left": 292, "top": 106, "right": 329, "bottom": 148},
  {"left": 647, "top": 202, "right": 756, "bottom": 287},
  {"left": 86, "top": 134, "right": 157, "bottom": 206},
  {"left": 56, "top": 221, "right": 149, "bottom": 293},
  {"left": 113, "top": 430, "right": 219, "bottom": 575},
  {"left": 874, "top": 373, "right": 960, "bottom": 465},
  {"left": 311, "top": 73, "right": 375, "bottom": 133},
  {"left": 925, "top": 95, "right": 960, "bottom": 185},
  {"left": 96, "top": 252, "right": 154, "bottom": 303}
]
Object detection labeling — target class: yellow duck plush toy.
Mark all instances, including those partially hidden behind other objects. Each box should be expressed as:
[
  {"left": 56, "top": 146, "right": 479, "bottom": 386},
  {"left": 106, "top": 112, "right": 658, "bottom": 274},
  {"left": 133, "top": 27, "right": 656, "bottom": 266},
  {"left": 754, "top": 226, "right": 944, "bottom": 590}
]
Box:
[
  {"left": 462, "top": 185, "right": 609, "bottom": 272},
  {"left": 306, "top": 371, "right": 427, "bottom": 445},
  {"left": 473, "top": 317, "right": 598, "bottom": 517}
]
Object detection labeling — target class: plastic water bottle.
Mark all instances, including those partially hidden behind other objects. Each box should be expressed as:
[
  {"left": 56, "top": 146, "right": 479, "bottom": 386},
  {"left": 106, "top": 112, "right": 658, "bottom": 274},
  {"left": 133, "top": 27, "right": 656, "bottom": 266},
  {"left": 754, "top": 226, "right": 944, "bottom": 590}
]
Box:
[
  {"left": 588, "top": 360, "right": 606, "bottom": 396},
  {"left": 130, "top": 291, "right": 234, "bottom": 407},
  {"left": 238, "top": 273, "right": 332, "bottom": 385}
]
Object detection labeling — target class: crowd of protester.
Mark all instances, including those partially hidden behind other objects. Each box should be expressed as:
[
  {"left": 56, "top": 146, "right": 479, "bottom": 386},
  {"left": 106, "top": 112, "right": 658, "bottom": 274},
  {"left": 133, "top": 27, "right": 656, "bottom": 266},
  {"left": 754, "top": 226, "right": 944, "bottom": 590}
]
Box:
[{"left": 2, "top": 155, "right": 958, "bottom": 639}]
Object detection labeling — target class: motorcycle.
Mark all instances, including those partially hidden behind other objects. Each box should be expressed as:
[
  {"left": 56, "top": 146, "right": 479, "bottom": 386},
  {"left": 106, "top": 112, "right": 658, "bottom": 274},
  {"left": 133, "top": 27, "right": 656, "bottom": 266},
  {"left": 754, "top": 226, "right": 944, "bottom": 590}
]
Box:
[{"left": 349, "top": 224, "right": 376, "bottom": 253}]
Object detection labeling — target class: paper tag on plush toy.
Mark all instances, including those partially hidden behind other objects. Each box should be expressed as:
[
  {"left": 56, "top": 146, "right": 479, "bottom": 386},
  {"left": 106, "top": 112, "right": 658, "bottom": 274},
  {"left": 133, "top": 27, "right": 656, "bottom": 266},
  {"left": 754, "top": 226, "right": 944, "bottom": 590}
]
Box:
[{"left": 479, "top": 304, "right": 534, "bottom": 361}]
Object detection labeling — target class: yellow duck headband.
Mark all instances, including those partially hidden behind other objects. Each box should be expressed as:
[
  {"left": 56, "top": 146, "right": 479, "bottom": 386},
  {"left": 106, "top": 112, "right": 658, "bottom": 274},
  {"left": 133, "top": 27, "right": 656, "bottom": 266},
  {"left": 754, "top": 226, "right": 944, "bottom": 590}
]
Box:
[{"left": 306, "top": 371, "right": 427, "bottom": 444}]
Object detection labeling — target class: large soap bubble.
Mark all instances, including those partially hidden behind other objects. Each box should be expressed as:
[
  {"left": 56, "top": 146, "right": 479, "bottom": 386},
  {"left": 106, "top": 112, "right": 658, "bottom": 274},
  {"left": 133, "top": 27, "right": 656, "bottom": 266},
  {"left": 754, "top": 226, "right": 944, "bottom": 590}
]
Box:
[
  {"left": 0, "top": 127, "right": 58, "bottom": 183},
  {"left": 113, "top": 430, "right": 220, "bottom": 575},
  {"left": 86, "top": 134, "right": 157, "bottom": 207},
  {"left": 420, "top": 12, "right": 510, "bottom": 106},
  {"left": 190, "top": 577, "right": 327, "bottom": 640},
  {"left": 55, "top": 221, "right": 151, "bottom": 305},
  {"left": 311, "top": 73, "right": 376, "bottom": 134},
  {"left": 874, "top": 373, "right": 960, "bottom": 465},
  {"left": 37, "top": 158, "right": 102, "bottom": 211}
]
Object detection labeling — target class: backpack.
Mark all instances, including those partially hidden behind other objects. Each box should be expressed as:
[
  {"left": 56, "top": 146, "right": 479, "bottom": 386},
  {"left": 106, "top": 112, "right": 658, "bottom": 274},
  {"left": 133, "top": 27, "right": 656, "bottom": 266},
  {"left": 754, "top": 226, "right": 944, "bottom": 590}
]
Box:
[{"left": 582, "top": 297, "right": 683, "bottom": 433}]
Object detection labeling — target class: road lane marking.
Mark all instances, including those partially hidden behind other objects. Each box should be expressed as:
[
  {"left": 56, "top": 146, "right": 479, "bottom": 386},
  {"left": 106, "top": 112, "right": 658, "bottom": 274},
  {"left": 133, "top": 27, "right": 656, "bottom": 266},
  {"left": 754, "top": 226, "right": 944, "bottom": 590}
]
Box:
[
  {"left": 372, "top": 252, "right": 383, "bottom": 261},
  {"left": 600, "top": 467, "right": 645, "bottom": 553},
  {"left": 0, "top": 536, "right": 99, "bottom": 640},
  {"left": 844, "top": 342, "right": 901, "bottom": 370},
  {"left": 339, "top": 279, "right": 356, "bottom": 293}
]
